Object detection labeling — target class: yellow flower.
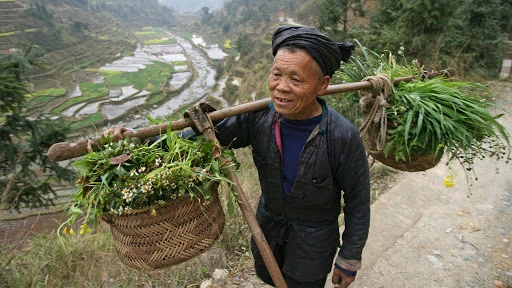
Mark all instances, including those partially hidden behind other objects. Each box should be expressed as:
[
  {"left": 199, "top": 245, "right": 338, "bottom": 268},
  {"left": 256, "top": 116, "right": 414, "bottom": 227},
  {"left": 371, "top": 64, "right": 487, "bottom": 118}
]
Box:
[
  {"left": 444, "top": 175, "right": 456, "bottom": 187},
  {"left": 62, "top": 227, "right": 68, "bottom": 234},
  {"left": 69, "top": 228, "right": 75, "bottom": 235},
  {"left": 79, "top": 224, "right": 91, "bottom": 235}
]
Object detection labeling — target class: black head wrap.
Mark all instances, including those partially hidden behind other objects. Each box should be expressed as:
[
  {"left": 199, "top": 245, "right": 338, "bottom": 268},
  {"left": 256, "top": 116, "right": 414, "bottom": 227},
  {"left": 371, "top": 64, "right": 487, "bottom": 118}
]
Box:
[{"left": 271, "top": 25, "right": 355, "bottom": 77}]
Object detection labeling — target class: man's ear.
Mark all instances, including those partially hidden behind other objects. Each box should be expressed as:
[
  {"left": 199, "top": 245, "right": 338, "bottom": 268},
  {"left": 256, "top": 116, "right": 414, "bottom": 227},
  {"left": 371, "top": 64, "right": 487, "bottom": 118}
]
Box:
[{"left": 319, "top": 75, "right": 331, "bottom": 95}]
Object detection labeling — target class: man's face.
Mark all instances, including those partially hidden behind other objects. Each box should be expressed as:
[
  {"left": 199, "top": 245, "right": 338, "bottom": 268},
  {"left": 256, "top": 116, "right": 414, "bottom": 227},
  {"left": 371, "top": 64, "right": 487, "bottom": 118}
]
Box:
[{"left": 268, "top": 49, "right": 330, "bottom": 120}]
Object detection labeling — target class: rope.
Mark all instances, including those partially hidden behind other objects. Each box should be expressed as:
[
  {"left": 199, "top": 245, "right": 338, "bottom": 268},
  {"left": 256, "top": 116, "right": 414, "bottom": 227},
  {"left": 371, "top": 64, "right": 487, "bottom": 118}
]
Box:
[{"left": 358, "top": 74, "right": 393, "bottom": 154}]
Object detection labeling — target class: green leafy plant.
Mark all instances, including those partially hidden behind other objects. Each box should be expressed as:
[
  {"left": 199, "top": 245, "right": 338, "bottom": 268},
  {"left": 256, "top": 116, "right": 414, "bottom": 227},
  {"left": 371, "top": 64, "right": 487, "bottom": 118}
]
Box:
[
  {"left": 60, "top": 129, "right": 238, "bottom": 235},
  {"left": 335, "top": 40, "right": 511, "bottom": 177},
  {"left": 387, "top": 78, "right": 510, "bottom": 174}
]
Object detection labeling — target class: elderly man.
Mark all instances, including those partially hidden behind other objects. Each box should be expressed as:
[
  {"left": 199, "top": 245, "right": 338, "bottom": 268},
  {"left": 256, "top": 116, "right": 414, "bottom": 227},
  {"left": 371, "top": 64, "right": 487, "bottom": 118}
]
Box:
[
  {"left": 110, "top": 25, "right": 370, "bottom": 288},
  {"left": 216, "top": 25, "right": 370, "bottom": 288}
]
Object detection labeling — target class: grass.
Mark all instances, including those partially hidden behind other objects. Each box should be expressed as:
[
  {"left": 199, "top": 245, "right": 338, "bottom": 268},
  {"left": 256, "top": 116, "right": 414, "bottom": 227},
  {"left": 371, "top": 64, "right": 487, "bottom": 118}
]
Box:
[
  {"left": 121, "top": 61, "right": 173, "bottom": 90},
  {"left": 0, "top": 145, "right": 399, "bottom": 287},
  {"left": 147, "top": 92, "right": 166, "bottom": 104},
  {"left": 172, "top": 61, "right": 188, "bottom": 66},
  {"left": 96, "top": 69, "right": 122, "bottom": 75},
  {"left": 70, "top": 113, "right": 105, "bottom": 130},
  {"left": 51, "top": 83, "right": 108, "bottom": 114},
  {"left": 105, "top": 74, "right": 131, "bottom": 87},
  {"left": 134, "top": 31, "right": 155, "bottom": 35},
  {"left": 133, "top": 27, "right": 169, "bottom": 42},
  {"left": 26, "top": 88, "right": 66, "bottom": 107},
  {"left": 27, "top": 96, "right": 55, "bottom": 107},
  {"left": 0, "top": 32, "right": 15, "bottom": 37},
  {"left": 144, "top": 38, "right": 177, "bottom": 45},
  {"left": 49, "top": 61, "right": 173, "bottom": 116},
  {"left": 1, "top": 148, "right": 257, "bottom": 287}
]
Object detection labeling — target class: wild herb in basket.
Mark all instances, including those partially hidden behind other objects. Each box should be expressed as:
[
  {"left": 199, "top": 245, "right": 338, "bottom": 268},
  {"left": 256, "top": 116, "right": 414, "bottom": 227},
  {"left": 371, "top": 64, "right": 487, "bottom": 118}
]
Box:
[
  {"left": 61, "top": 131, "right": 237, "bottom": 231},
  {"left": 332, "top": 40, "right": 511, "bottom": 177}
]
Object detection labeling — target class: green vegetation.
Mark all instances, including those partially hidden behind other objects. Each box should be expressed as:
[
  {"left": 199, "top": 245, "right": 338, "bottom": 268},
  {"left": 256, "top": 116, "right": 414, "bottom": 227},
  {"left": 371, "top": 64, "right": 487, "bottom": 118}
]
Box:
[
  {"left": 147, "top": 91, "right": 166, "bottom": 104},
  {"left": 144, "top": 38, "right": 176, "bottom": 45},
  {"left": 134, "top": 31, "right": 156, "bottom": 35},
  {"left": 172, "top": 61, "right": 187, "bottom": 66},
  {"left": 105, "top": 74, "right": 131, "bottom": 87},
  {"left": 0, "top": 31, "right": 15, "bottom": 37},
  {"left": 0, "top": 189, "right": 253, "bottom": 287},
  {"left": 133, "top": 27, "right": 171, "bottom": 42},
  {"left": 121, "top": 61, "right": 173, "bottom": 90},
  {"left": 27, "top": 96, "right": 55, "bottom": 107},
  {"left": 96, "top": 69, "right": 122, "bottom": 75},
  {"left": 350, "top": 0, "right": 510, "bottom": 78},
  {"left": 336, "top": 43, "right": 510, "bottom": 177},
  {"left": 70, "top": 113, "right": 105, "bottom": 130},
  {"left": 0, "top": 44, "right": 74, "bottom": 211},
  {"left": 63, "top": 133, "right": 237, "bottom": 228},
  {"left": 28, "top": 87, "right": 66, "bottom": 98},
  {"left": 51, "top": 83, "right": 108, "bottom": 114}
]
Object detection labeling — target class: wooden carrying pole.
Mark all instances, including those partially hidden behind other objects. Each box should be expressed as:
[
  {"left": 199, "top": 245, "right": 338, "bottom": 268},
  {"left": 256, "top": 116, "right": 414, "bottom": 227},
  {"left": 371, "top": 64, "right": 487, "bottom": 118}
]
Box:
[
  {"left": 185, "top": 105, "right": 287, "bottom": 287},
  {"left": 47, "top": 72, "right": 449, "bottom": 162}
]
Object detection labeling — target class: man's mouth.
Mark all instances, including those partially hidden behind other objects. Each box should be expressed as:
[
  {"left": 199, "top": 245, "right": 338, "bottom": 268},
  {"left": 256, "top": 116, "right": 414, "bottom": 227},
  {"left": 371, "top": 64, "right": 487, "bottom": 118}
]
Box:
[{"left": 276, "top": 97, "right": 291, "bottom": 103}]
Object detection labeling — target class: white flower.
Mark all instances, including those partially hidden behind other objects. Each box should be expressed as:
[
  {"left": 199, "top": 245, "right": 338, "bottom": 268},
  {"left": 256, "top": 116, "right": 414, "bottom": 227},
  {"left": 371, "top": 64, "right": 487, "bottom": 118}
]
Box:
[
  {"left": 155, "top": 158, "right": 162, "bottom": 166},
  {"left": 123, "top": 192, "right": 133, "bottom": 203}
]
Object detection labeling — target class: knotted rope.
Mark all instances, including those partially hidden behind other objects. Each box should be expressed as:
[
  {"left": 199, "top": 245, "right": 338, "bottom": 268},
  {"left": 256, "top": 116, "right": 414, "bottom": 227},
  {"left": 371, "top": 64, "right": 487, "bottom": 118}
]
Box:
[{"left": 358, "top": 74, "right": 393, "bottom": 154}]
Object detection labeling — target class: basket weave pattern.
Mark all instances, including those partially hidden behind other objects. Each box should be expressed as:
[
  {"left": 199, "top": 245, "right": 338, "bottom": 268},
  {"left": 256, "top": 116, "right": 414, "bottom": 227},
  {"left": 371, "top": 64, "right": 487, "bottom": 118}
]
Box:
[
  {"left": 370, "top": 149, "right": 443, "bottom": 172},
  {"left": 104, "top": 189, "right": 225, "bottom": 271}
]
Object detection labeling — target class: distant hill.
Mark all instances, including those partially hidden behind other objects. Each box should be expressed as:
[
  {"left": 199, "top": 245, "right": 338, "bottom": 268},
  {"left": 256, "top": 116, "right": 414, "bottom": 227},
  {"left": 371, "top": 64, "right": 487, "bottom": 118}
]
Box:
[
  {"left": 158, "top": 0, "right": 226, "bottom": 13},
  {"left": 0, "top": 0, "right": 177, "bottom": 75}
]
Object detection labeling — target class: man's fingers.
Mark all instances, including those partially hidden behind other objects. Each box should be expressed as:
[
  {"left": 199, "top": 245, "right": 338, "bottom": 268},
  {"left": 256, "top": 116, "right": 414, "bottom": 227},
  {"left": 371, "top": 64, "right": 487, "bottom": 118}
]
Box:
[
  {"left": 102, "top": 126, "right": 127, "bottom": 142},
  {"left": 331, "top": 272, "right": 341, "bottom": 285},
  {"left": 103, "top": 128, "right": 113, "bottom": 137}
]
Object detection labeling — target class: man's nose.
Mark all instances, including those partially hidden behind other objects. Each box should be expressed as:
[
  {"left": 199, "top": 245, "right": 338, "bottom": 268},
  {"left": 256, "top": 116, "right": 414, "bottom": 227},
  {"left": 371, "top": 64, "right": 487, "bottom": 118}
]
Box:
[{"left": 276, "top": 78, "right": 291, "bottom": 92}]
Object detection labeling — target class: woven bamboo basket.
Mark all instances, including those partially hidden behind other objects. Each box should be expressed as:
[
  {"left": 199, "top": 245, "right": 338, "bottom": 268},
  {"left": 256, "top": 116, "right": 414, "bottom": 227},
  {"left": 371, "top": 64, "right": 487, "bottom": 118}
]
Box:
[
  {"left": 102, "top": 186, "right": 225, "bottom": 271},
  {"left": 370, "top": 148, "right": 443, "bottom": 172}
]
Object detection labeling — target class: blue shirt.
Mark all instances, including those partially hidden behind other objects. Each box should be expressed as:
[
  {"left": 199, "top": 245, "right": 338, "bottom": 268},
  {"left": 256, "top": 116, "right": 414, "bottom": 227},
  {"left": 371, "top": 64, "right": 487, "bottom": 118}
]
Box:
[{"left": 280, "top": 114, "right": 322, "bottom": 198}]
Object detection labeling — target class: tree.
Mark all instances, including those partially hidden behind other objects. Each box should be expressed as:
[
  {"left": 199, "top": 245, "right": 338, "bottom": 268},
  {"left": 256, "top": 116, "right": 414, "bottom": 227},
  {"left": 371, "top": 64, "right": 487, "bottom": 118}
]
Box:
[
  {"left": 200, "top": 7, "right": 213, "bottom": 25},
  {"left": 318, "top": 0, "right": 366, "bottom": 41},
  {"left": 443, "top": 0, "right": 504, "bottom": 72},
  {"left": 365, "top": 0, "right": 505, "bottom": 76},
  {"left": 235, "top": 33, "right": 252, "bottom": 57},
  {"left": 0, "top": 44, "right": 74, "bottom": 212}
]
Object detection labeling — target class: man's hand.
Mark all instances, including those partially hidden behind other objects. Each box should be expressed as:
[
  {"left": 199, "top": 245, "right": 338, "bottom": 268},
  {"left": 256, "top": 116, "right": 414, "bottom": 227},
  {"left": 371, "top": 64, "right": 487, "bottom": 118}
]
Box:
[
  {"left": 331, "top": 266, "right": 356, "bottom": 288},
  {"left": 103, "top": 126, "right": 130, "bottom": 142}
]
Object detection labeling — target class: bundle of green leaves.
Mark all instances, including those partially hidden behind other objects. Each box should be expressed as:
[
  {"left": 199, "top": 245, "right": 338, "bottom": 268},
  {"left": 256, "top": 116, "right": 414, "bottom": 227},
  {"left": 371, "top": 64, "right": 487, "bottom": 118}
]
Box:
[
  {"left": 62, "top": 130, "right": 238, "bottom": 231},
  {"left": 334, "top": 40, "right": 510, "bottom": 177}
]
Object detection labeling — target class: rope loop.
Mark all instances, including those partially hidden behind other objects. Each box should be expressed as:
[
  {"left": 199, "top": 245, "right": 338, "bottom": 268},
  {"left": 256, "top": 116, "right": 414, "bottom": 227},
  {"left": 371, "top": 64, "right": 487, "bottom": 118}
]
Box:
[{"left": 358, "top": 74, "right": 393, "bottom": 154}]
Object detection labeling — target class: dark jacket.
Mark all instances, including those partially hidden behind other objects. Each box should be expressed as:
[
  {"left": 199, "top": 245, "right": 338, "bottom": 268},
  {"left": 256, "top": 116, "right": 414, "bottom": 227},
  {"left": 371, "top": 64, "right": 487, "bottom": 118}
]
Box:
[{"left": 215, "top": 98, "right": 370, "bottom": 281}]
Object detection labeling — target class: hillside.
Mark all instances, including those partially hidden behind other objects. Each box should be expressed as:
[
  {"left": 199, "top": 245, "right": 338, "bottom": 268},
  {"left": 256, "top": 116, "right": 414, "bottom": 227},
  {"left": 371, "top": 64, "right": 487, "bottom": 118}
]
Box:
[
  {"left": 0, "top": 0, "right": 176, "bottom": 75},
  {"left": 159, "top": 0, "right": 226, "bottom": 13}
]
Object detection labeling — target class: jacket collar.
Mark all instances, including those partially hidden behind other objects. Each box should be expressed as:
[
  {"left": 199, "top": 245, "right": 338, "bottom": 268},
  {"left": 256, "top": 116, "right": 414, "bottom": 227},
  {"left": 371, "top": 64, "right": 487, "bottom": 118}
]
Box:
[{"left": 269, "top": 97, "right": 328, "bottom": 134}]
